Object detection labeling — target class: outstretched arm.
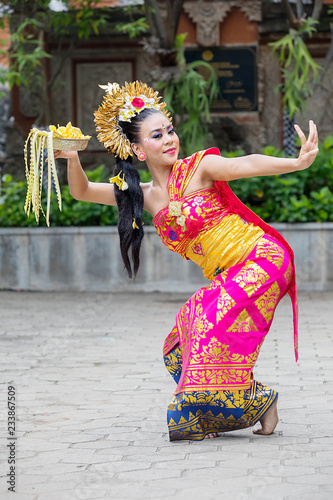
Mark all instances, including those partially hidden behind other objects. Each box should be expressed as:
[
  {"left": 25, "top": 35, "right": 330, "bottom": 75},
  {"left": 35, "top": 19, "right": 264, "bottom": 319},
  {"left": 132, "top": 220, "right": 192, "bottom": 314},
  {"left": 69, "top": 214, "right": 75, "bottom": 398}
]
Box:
[
  {"left": 54, "top": 150, "right": 117, "bottom": 206},
  {"left": 200, "top": 121, "right": 319, "bottom": 182}
]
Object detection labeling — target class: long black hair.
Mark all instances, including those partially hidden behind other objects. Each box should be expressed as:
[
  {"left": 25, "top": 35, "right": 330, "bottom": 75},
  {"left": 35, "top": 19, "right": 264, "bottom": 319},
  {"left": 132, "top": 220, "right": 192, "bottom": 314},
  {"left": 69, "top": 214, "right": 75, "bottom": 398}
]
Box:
[{"left": 114, "top": 107, "right": 161, "bottom": 278}]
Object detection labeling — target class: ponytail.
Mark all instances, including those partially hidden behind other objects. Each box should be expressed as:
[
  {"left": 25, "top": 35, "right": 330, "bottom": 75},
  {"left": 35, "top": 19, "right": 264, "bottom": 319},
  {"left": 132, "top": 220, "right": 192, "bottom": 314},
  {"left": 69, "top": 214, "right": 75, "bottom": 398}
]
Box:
[
  {"left": 112, "top": 107, "right": 163, "bottom": 278},
  {"left": 113, "top": 156, "right": 144, "bottom": 278}
]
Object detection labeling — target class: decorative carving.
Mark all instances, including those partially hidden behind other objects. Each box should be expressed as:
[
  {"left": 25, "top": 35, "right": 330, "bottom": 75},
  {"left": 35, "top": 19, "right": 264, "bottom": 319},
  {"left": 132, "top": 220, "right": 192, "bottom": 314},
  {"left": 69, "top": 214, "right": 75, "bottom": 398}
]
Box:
[
  {"left": 239, "top": 1, "right": 262, "bottom": 22},
  {"left": 184, "top": 1, "right": 262, "bottom": 47},
  {"left": 184, "top": 2, "right": 229, "bottom": 46}
]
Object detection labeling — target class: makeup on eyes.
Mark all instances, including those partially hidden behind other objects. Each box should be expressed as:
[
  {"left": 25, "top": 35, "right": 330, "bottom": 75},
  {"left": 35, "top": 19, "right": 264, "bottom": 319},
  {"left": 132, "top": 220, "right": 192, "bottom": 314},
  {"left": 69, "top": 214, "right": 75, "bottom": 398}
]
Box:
[{"left": 150, "top": 125, "right": 175, "bottom": 139}]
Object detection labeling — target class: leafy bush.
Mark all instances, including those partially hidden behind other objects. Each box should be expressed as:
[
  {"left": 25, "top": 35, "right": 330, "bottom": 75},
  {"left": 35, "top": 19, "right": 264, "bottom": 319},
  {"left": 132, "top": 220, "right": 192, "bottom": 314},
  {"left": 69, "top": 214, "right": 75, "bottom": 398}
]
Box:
[
  {"left": 0, "top": 164, "right": 153, "bottom": 227},
  {"left": 1, "top": 138, "right": 333, "bottom": 227},
  {"left": 228, "top": 136, "right": 333, "bottom": 222}
]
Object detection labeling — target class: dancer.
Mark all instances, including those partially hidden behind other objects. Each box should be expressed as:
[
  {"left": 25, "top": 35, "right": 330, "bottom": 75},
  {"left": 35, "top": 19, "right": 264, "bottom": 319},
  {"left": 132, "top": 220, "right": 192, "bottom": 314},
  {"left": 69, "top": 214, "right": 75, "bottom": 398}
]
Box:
[{"left": 55, "top": 81, "right": 318, "bottom": 441}]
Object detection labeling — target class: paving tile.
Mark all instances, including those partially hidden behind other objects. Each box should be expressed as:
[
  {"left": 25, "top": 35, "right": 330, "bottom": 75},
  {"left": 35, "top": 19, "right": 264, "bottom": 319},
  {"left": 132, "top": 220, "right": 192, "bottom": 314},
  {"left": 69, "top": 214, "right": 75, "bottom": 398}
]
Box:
[
  {"left": 287, "top": 473, "right": 333, "bottom": 485},
  {"left": 1, "top": 290, "right": 333, "bottom": 498}
]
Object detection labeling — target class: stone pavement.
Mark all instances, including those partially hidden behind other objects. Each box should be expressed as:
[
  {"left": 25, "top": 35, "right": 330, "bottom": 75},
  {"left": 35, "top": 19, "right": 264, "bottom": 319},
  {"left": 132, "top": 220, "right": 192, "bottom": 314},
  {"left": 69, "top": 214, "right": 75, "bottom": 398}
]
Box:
[{"left": 0, "top": 289, "right": 332, "bottom": 500}]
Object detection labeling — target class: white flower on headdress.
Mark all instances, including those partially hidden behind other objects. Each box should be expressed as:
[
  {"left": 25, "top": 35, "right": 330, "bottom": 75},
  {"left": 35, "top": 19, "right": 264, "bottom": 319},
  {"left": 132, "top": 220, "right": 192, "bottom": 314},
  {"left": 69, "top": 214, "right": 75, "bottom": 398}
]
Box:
[
  {"left": 99, "top": 82, "right": 120, "bottom": 95},
  {"left": 119, "top": 108, "right": 136, "bottom": 121},
  {"left": 119, "top": 93, "right": 161, "bottom": 122}
]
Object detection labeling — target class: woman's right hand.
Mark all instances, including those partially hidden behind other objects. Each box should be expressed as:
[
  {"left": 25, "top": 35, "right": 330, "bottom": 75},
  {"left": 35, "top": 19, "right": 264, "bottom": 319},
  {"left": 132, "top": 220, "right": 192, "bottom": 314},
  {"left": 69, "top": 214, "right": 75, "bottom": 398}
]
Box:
[
  {"left": 294, "top": 120, "right": 319, "bottom": 171},
  {"left": 53, "top": 150, "right": 79, "bottom": 160}
]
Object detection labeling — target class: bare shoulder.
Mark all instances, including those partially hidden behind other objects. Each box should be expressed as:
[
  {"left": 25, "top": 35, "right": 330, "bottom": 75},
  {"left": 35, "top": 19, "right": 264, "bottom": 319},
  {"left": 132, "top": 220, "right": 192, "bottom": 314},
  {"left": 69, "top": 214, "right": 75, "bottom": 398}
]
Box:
[
  {"left": 199, "top": 153, "right": 226, "bottom": 169},
  {"left": 198, "top": 153, "right": 230, "bottom": 182}
]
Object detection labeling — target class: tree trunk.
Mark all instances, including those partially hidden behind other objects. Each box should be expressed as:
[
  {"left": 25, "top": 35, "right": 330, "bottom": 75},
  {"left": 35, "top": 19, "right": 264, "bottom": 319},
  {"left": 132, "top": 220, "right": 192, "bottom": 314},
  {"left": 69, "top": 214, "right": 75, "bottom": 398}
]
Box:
[{"left": 144, "top": 0, "right": 185, "bottom": 66}]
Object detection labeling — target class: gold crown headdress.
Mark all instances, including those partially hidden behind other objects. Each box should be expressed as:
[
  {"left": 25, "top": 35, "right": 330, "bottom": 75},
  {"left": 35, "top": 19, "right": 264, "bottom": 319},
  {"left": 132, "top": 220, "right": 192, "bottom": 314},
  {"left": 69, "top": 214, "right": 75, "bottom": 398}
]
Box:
[{"left": 94, "top": 81, "right": 170, "bottom": 159}]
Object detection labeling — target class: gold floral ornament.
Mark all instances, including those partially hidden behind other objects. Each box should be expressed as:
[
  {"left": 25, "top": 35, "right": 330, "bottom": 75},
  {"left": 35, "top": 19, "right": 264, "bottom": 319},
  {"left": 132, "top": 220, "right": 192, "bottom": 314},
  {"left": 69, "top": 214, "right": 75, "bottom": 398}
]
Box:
[
  {"left": 94, "top": 81, "right": 170, "bottom": 159},
  {"left": 109, "top": 171, "right": 128, "bottom": 191},
  {"left": 24, "top": 123, "right": 90, "bottom": 226},
  {"left": 168, "top": 200, "right": 186, "bottom": 231}
]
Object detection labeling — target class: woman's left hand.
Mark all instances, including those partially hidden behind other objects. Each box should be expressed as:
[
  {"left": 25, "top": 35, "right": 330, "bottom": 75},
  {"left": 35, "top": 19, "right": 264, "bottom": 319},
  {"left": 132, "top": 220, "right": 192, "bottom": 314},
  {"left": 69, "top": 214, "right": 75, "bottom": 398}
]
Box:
[{"left": 295, "top": 120, "right": 319, "bottom": 170}]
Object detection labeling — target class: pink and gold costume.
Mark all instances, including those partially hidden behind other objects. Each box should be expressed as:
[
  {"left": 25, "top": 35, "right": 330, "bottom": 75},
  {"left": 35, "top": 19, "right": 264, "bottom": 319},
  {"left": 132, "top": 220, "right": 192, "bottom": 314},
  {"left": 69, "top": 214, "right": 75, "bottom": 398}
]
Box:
[{"left": 153, "top": 149, "right": 298, "bottom": 441}]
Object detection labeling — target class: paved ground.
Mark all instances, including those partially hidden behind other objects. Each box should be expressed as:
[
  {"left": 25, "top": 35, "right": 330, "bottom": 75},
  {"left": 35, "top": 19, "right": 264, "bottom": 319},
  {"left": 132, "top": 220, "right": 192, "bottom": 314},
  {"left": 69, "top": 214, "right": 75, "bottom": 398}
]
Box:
[{"left": 0, "top": 289, "right": 332, "bottom": 500}]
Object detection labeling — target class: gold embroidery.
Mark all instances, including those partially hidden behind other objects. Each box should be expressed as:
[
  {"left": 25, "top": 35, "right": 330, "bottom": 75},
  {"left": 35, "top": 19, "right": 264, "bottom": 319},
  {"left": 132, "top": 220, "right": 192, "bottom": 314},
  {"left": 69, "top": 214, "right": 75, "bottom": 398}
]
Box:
[
  {"left": 167, "top": 381, "right": 278, "bottom": 441},
  {"left": 255, "top": 282, "right": 280, "bottom": 323},
  {"left": 255, "top": 237, "right": 285, "bottom": 269},
  {"left": 184, "top": 341, "right": 263, "bottom": 391},
  {"left": 227, "top": 309, "right": 258, "bottom": 332},
  {"left": 195, "top": 205, "right": 203, "bottom": 216},
  {"left": 232, "top": 261, "right": 269, "bottom": 297},
  {"left": 284, "top": 259, "right": 293, "bottom": 286},
  {"left": 195, "top": 303, "right": 203, "bottom": 317},
  {"left": 163, "top": 326, "right": 179, "bottom": 356},
  {"left": 190, "top": 339, "right": 262, "bottom": 365},
  {"left": 191, "top": 313, "right": 214, "bottom": 350},
  {"left": 168, "top": 200, "right": 186, "bottom": 231},
  {"left": 216, "top": 288, "right": 236, "bottom": 324},
  {"left": 183, "top": 367, "right": 251, "bottom": 388},
  {"left": 191, "top": 337, "right": 231, "bottom": 364}
]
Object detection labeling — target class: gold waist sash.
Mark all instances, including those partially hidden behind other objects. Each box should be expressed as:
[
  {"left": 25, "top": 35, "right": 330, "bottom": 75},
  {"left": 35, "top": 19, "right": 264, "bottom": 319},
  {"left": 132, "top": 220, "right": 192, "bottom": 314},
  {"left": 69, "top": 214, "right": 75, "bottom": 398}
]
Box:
[{"left": 185, "top": 213, "right": 264, "bottom": 280}]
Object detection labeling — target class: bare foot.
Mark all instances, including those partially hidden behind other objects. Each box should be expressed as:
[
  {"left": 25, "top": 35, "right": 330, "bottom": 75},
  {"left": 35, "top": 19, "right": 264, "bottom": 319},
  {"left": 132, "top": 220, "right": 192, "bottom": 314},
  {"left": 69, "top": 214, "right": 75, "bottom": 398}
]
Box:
[
  {"left": 205, "top": 432, "right": 219, "bottom": 439},
  {"left": 253, "top": 397, "right": 279, "bottom": 435}
]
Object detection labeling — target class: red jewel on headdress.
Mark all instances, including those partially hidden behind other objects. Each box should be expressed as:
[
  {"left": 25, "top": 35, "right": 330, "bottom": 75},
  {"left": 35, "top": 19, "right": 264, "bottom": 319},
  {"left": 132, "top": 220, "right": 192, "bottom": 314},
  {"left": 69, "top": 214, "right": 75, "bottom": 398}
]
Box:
[{"left": 131, "top": 97, "right": 145, "bottom": 109}]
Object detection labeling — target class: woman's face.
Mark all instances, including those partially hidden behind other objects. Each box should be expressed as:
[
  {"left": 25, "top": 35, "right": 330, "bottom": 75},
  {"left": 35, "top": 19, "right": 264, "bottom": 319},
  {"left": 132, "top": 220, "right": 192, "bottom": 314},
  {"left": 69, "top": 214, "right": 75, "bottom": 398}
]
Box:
[{"left": 133, "top": 112, "right": 179, "bottom": 167}]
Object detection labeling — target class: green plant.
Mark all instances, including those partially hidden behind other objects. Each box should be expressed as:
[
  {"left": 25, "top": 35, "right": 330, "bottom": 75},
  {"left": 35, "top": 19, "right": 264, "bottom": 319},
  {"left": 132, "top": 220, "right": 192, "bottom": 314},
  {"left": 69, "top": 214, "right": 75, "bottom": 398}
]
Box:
[
  {"left": 114, "top": 5, "right": 149, "bottom": 39},
  {"left": 1, "top": 138, "right": 333, "bottom": 227},
  {"left": 0, "top": 17, "right": 51, "bottom": 89},
  {"left": 157, "top": 33, "right": 219, "bottom": 156},
  {"left": 0, "top": 165, "right": 153, "bottom": 227},
  {"left": 269, "top": 18, "right": 322, "bottom": 117},
  {"left": 229, "top": 136, "right": 333, "bottom": 222}
]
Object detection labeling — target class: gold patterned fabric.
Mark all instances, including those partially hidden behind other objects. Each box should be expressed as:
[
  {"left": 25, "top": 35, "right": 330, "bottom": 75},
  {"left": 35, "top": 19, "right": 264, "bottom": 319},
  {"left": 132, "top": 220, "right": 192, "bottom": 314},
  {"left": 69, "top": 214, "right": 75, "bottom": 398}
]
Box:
[
  {"left": 154, "top": 185, "right": 265, "bottom": 280},
  {"left": 169, "top": 234, "right": 293, "bottom": 394},
  {"left": 155, "top": 149, "right": 299, "bottom": 363},
  {"left": 164, "top": 345, "right": 278, "bottom": 441},
  {"left": 154, "top": 148, "right": 298, "bottom": 440}
]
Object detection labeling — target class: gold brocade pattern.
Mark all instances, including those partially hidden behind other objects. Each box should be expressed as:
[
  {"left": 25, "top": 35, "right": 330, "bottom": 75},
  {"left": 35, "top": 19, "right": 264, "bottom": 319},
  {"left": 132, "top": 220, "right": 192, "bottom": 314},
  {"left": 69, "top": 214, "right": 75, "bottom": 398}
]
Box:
[
  {"left": 181, "top": 341, "right": 263, "bottom": 391},
  {"left": 185, "top": 213, "right": 265, "bottom": 280},
  {"left": 190, "top": 337, "right": 262, "bottom": 365},
  {"left": 157, "top": 150, "right": 296, "bottom": 400},
  {"left": 164, "top": 345, "right": 278, "bottom": 440},
  {"left": 226, "top": 309, "right": 258, "bottom": 333},
  {"left": 158, "top": 149, "right": 299, "bottom": 440},
  {"left": 255, "top": 282, "right": 281, "bottom": 323},
  {"left": 232, "top": 261, "right": 269, "bottom": 297},
  {"left": 153, "top": 148, "right": 264, "bottom": 280},
  {"left": 163, "top": 326, "right": 179, "bottom": 357},
  {"left": 284, "top": 259, "right": 294, "bottom": 287},
  {"left": 255, "top": 237, "right": 285, "bottom": 269},
  {"left": 165, "top": 379, "right": 278, "bottom": 441},
  {"left": 216, "top": 288, "right": 236, "bottom": 324},
  {"left": 192, "top": 313, "right": 214, "bottom": 350}
]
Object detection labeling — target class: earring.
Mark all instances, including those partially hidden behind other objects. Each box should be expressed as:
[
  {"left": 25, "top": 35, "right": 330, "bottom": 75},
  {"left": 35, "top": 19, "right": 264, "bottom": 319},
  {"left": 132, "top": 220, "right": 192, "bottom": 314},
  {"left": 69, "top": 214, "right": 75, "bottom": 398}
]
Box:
[{"left": 138, "top": 152, "right": 146, "bottom": 161}]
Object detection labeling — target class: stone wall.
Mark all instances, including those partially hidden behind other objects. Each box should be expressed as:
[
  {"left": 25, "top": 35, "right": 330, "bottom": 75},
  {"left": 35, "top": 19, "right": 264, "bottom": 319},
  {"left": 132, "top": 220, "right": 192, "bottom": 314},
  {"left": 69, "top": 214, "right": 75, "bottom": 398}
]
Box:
[
  {"left": 2, "top": 1, "right": 332, "bottom": 176},
  {"left": 1, "top": 224, "right": 332, "bottom": 293}
]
